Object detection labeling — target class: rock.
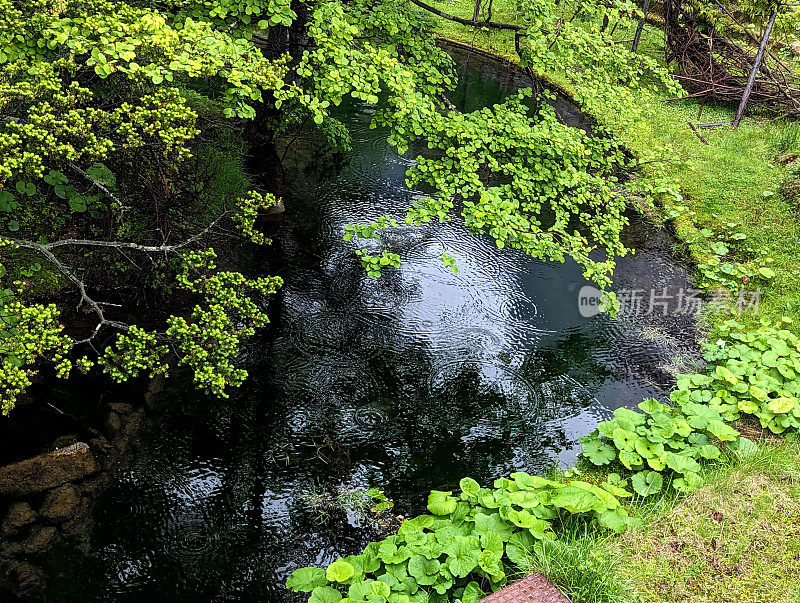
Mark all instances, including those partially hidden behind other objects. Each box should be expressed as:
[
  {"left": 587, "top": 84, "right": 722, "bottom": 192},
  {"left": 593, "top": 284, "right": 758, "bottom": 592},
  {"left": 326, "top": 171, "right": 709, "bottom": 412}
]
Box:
[
  {"left": 791, "top": 40, "right": 800, "bottom": 57},
  {"left": 21, "top": 526, "right": 57, "bottom": 554},
  {"left": 39, "top": 485, "right": 80, "bottom": 523},
  {"left": 78, "top": 473, "right": 108, "bottom": 498},
  {"left": 144, "top": 374, "right": 166, "bottom": 410},
  {"left": 57, "top": 498, "right": 93, "bottom": 553},
  {"left": 109, "top": 402, "right": 133, "bottom": 416},
  {"left": 262, "top": 199, "right": 286, "bottom": 222},
  {"left": 5, "top": 561, "right": 45, "bottom": 598},
  {"left": 2, "top": 540, "right": 23, "bottom": 557},
  {"left": 776, "top": 152, "right": 798, "bottom": 166},
  {"left": 52, "top": 434, "right": 79, "bottom": 450},
  {"left": 105, "top": 412, "right": 122, "bottom": 434},
  {"left": 1, "top": 503, "right": 37, "bottom": 537},
  {"left": 0, "top": 442, "right": 98, "bottom": 496},
  {"left": 120, "top": 410, "right": 143, "bottom": 440}
]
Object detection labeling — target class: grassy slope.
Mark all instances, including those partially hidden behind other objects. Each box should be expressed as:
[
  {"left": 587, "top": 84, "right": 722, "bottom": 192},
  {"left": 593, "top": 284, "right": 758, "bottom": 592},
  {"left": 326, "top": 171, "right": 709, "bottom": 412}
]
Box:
[
  {"left": 427, "top": 0, "right": 800, "bottom": 327},
  {"left": 617, "top": 440, "right": 800, "bottom": 602},
  {"left": 423, "top": 4, "right": 800, "bottom": 600}
]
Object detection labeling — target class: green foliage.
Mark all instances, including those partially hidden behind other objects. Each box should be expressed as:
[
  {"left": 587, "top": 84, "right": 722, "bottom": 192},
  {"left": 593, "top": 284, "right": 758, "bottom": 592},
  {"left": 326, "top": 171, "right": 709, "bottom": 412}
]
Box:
[
  {"left": 288, "top": 472, "right": 639, "bottom": 602},
  {"left": 674, "top": 319, "right": 800, "bottom": 434},
  {"left": 514, "top": 0, "right": 682, "bottom": 128},
  {"left": 98, "top": 249, "right": 282, "bottom": 397},
  {"left": 581, "top": 319, "right": 800, "bottom": 496},
  {"left": 406, "top": 90, "right": 630, "bottom": 289},
  {"left": 662, "top": 203, "right": 777, "bottom": 293},
  {"left": 0, "top": 264, "right": 72, "bottom": 414},
  {"left": 233, "top": 191, "right": 279, "bottom": 245},
  {"left": 580, "top": 395, "right": 735, "bottom": 496}
]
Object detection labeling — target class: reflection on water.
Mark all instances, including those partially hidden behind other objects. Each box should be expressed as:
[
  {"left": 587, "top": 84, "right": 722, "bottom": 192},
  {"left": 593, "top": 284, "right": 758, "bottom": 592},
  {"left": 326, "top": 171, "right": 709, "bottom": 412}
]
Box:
[{"left": 45, "top": 53, "right": 692, "bottom": 601}]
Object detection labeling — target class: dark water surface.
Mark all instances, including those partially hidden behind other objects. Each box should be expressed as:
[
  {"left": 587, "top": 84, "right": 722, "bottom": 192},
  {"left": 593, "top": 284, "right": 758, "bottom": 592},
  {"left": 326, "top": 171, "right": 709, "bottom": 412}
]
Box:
[{"left": 45, "top": 51, "right": 692, "bottom": 601}]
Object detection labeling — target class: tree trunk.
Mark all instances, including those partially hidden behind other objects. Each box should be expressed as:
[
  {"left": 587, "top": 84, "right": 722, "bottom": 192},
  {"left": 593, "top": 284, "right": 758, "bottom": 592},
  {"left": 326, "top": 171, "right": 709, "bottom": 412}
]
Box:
[
  {"left": 631, "top": 0, "right": 652, "bottom": 53},
  {"left": 733, "top": 7, "right": 778, "bottom": 128}
]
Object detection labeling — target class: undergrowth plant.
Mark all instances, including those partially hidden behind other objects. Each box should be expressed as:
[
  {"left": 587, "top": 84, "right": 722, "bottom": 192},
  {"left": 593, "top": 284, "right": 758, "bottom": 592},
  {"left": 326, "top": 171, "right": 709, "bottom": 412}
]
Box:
[
  {"left": 677, "top": 318, "right": 800, "bottom": 434},
  {"left": 581, "top": 319, "right": 799, "bottom": 498},
  {"left": 287, "top": 473, "right": 638, "bottom": 603}
]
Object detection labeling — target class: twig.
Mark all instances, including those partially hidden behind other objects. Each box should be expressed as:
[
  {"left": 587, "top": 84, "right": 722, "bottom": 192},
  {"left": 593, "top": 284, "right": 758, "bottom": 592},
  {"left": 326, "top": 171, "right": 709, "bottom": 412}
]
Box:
[
  {"left": 733, "top": 7, "right": 778, "bottom": 128},
  {"left": 687, "top": 121, "right": 709, "bottom": 144},
  {"left": 69, "top": 163, "right": 124, "bottom": 214}
]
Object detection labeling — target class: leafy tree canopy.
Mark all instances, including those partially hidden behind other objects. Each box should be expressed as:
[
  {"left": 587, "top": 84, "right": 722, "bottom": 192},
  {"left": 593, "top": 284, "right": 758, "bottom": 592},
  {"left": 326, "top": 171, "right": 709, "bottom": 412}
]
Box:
[{"left": 0, "top": 0, "right": 678, "bottom": 411}]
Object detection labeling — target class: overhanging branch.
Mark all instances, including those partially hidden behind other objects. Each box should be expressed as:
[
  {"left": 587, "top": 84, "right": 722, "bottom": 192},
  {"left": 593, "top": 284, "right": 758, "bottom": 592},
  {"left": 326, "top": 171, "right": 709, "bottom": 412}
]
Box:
[
  {"left": 408, "top": 0, "right": 521, "bottom": 31},
  {"left": 6, "top": 212, "right": 230, "bottom": 344}
]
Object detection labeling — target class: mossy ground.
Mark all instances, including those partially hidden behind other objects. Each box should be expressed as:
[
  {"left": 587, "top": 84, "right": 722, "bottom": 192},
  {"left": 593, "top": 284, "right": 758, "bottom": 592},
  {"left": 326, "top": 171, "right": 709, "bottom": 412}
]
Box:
[
  {"left": 423, "top": 4, "right": 800, "bottom": 600},
  {"left": 615, "top": 439, "right": 800, "bottom": 602}
]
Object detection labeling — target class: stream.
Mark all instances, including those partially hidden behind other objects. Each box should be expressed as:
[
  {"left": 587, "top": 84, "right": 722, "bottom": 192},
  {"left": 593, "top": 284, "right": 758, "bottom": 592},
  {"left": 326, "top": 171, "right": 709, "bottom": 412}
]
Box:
[{"left": 42, "top": 48, "right": 695, "bottom": 601}]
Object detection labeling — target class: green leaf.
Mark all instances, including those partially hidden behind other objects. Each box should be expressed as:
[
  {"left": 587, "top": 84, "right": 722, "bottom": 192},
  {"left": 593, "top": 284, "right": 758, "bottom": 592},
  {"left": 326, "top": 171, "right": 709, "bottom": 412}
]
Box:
[
  {"left": 428, "top": 490, "right": 457, "bottom": 516},
  {"left": 479, "top": 531, "right": 504, "bottom": 557},
  {"left": 461, "top": 581, "right": 485, "bottom": 603},
  {"left": 309, "top": 586, "right": 342, "bottom": 603},
  {"left": 705, "top": 419, "right": 739, "bottom": 441},
  {"left": 638, "top": 398, "right": 666, "bottom": 414},
  {"left": 407, "top": 554, "right": 440, "bottom": 586},
  {"left": 631, "top": 470, "right": 663, "bottom": 497},
  {"left": 699, "top": 444, "right": 721, "bottom": 460},
  {"left": 612, "top": 427, "right": 636, "bottom": 451},
  {"left": 444, "top": 536, "right": 480, "bottom": 578},
  {"left": 549, "top": 486, "right": 602, "bottom": 514},
  {"left": 715, "top": 365, "right": 738, "bottom": 385},
  {"left": 506, "top": 509, "right": 549, "bottom": 534},
  {"left": 673, "top": 471, "right": 702, "bottom": 493},
  {"left": 581, "top": 437, "right": 616, "bottom": 465},
  {"left": 287, "top": 567, "right": 328, "bottom": 592},
  {"left": 473, "top": 512, "right": 514, "bottom": 541},
  {"left": 749, "top": 385, "right": 768, "bottom": 402},
  {"left": 634, "top": 437, "right": 664, "bottom": 460},
  {"left": 478, "top": 549, "right": 502, "bottom": 575},
  {"left": 762, "top": 350, "right": 780, "bottom": 367},
  {"left": 596, "top": 508, "right": 629, "bottom": 533},
  {"left": 69, "top": 197, "right": 88, "bottom": 212},
  {"left": 506, "top": 531, "right": 536, "bottom": 564},
  {"left": 618, "top": 450, "right": 644, "bottom": 470},
  {"left": 459, "top": 477, "right": 479, "bottom": 496},
  {"left": 767, "top": 397, "right": 795, "bottom": 414},
  {"left": 326, "top": 559, "right": 355, "bottom": 583},
  {"left": 664, "top": 452, "right": 701, "bottom": 474}
]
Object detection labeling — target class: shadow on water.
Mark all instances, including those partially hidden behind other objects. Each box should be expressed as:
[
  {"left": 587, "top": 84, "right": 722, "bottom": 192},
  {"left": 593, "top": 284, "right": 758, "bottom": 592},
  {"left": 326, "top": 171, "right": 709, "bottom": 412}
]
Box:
[{"left": 42, "top": 50, "right": 696, "bottom": 601}]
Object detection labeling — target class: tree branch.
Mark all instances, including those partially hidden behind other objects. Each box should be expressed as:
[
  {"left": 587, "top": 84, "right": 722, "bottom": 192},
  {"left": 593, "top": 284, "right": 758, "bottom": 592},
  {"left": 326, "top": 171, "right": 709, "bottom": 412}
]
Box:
[
  {"left": 68, "top": 163, "right": 125, "bottom": 214},
  {"left": 408, "top": 0, "right": 521, "bottom": 31},
  {"left": 6, "top": 212, "right": 229, "bottom": 344}
]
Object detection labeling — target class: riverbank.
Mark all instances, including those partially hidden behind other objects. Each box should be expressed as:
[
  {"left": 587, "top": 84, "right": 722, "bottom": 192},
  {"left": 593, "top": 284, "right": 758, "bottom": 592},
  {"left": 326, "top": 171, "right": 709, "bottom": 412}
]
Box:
[{"left": 426, "top": 6, "right": 800, "bottom": 602}]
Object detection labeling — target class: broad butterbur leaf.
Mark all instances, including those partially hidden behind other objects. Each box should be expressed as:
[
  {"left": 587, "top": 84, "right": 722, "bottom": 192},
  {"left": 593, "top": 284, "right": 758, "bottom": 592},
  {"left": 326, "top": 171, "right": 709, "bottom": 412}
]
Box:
[
  {"left": 287, "top": 567, "right": 328, "bottom": 592},
  {"left": 631, "top": 470, "right": 663, "bottom": 497},
  {"left": 326, "top": 559, "right": 355, "bottom": 583}
]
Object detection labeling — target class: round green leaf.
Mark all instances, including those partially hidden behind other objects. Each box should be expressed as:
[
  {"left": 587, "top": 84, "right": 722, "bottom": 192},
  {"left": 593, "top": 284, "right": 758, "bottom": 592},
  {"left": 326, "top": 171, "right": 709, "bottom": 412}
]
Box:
[
  {"left": 326, "top": 559, "right": 355, "bottom": 583},
  {"left": 286, "top": 567, "right": 328, "bottom": 592}
]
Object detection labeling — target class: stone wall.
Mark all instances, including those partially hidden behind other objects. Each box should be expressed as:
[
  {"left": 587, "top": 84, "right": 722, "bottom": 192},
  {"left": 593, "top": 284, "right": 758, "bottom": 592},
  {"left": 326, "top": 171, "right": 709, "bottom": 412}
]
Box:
[{"left": 0, "top": 396, "right": 150, "bottom": 599}]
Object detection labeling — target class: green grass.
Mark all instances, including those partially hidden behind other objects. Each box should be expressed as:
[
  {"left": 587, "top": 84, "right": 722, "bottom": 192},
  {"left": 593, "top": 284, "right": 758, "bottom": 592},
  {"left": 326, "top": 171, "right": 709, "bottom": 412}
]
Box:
[
  {"left": 627, "top": 98, "right": 800, "bottom": 328},
  {"left": 521, "top": 439, "right": 800, "bottom": 602},
  {"left": 513, "top": 526, "right": 632, "bottom": 603},
  {"left": 613, "top": 439, "right": 800, "bottom": 602}
]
